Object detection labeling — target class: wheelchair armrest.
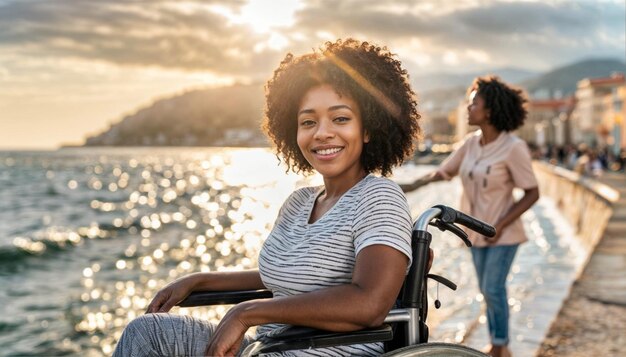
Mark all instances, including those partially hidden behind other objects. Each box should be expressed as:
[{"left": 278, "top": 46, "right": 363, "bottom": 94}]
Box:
[
  {"left": 177, "top": 289, "right": 273, "bottom": 307},
  {"left": 243, "top": 324, "right": 393, "bottom": 356}
]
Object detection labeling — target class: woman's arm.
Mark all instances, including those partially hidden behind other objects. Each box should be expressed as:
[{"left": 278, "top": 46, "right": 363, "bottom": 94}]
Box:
[
  {"left": 487, "top": 187, "right": 540, "bottom": 244},
  {"left": 192, "top": 270, "right": 265, "bottom": 291},
  {"left": 206, "top": 245, "right": 409, "bottom": 356},
  {"left": 146, "top": 270, "right": 264, "bottom": 313},
  {"left": 401, "top": 138, "right": 472, "bottom": 193},
  {"left": 489, "top": 141, "right": 541, "bottom": 243},
  {"left": 399, "top": 170, "right": 445, "bottom": 192}
]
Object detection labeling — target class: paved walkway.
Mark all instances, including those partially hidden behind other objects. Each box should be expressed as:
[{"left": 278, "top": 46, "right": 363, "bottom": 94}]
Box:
[{"left": 536, "top": 170, "right": 626, "bottom": 356}]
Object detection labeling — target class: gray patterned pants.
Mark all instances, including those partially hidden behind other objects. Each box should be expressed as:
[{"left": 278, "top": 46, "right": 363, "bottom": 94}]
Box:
[{"left": 113, "top": 313, "right": 255, "bottom": 357}]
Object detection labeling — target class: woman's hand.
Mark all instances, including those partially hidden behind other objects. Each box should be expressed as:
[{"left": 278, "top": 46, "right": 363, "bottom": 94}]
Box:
[
  {"left": 146, "top": 270, "right": 264, "bottom": 314},
  {"left": 205, "top": 303, "right": 251, "bottom": 357},
  {"left": 485, "top": 222, "right": 504, "bottom": 245},
  {"left": 399, "top": 177, "right": 428, "bottom": 193},
  {"left": 427, "top": 248, "right": 434, "bottom": 272},
  {"left": 146, "top": 275, "right": 197, "bottom": 313},
  {"left": 485, "top": 187, "right": 539, "bottom": 245}
]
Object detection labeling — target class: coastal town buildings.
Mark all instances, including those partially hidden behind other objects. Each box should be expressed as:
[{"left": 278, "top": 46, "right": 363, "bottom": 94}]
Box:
[
  {"left": 521, "top": 97, "right": 576, "bottom": 147},
  {"left": 571, "top": 73, "right": 625, "bottom": 147},
  {"left": 602, "top": 83, "right": 626, "bottom": 155},
  {"left": 441, "top": 73, "right": 626, "bottom": 154}
]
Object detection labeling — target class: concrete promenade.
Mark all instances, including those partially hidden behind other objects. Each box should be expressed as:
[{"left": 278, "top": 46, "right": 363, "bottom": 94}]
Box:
[{"left": 537, "top": 170, "right": 626, "bottom": 356}]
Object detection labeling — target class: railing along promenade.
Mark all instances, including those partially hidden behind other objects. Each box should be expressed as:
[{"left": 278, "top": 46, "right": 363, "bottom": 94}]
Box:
[
  {"left": 534, "top": 162, "right": 625, "bottom": 356},
  {"left": 533, "top": 162, "right": 618, "bottom": 252}
]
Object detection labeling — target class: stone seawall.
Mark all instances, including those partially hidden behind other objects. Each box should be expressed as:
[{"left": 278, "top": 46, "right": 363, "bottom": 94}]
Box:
[
  {"left": 533, "top": 162, "right": 617, "bottom": 253},
  {"left": 534, "top": 166, "right": 626, "bottom": 356}
]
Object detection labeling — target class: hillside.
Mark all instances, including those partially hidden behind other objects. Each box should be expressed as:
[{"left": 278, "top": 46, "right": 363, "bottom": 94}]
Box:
[
  {"left": 84, "top": 58, "right": 626, "bottom": 147},
  {"left": 522, "top": 58, "right": 626, "bottom": 97},
  {"left": 411, "top": 67, "right": 538, "bottom": 93},
  {"left": 85, "top": 84, "right": 266, "bottom": 147},
  {"left": 420, "top": 58, "right": 626, "bottom": 114}
]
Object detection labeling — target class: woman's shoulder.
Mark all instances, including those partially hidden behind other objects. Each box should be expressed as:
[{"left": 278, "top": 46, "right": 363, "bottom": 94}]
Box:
[
  {"left": 501, "top": 132, "right": 524, "bottom": 145},
  {"left": 455, "top": 130, "right": 481, "bottom": 150},
  {"left": 501, "top": 133, "right": 531, "bottom": 152},
  {"left": 357, "top": 175, "right": 406, "bottom": 202},
  {"left": 352, "top": 176, "right": 412, "bottom": 226},
  {"left": 283, "top": 185, "right": 318, "bottom": 206},
  {"left": 362, "top": 174, "right": 402, "bottom": 190}
]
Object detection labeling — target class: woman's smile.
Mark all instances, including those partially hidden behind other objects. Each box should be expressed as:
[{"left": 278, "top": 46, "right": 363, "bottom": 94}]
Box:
[{"left": 312, "top": 146, "right": 344, "bottom": 159}]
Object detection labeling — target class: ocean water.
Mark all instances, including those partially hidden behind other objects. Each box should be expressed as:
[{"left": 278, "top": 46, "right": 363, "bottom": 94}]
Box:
[{"left": 0, "top": 148, "right": 586, "bottom": 356}]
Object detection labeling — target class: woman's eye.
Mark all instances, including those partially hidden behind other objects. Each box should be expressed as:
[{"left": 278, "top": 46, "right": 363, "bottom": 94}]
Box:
[
  {"left": 334, "top": 116, "right": 350, "bottom": 123},
  {"left": 300, "top": 119, "right": 315, "bottom": 126}
]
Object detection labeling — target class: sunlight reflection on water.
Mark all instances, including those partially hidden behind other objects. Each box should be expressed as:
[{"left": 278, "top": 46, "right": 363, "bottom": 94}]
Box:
[
  {"left": 0, "top": 148, "right": 323, "bottom": 355},
  {"left": 0, "top": 149, "right": 586, "bottom": 356},
  {"left": 63, "top": 149, "right": 324, "bottom": 354}
]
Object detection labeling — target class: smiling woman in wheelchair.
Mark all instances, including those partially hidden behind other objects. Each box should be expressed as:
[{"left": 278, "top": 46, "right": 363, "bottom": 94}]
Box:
[{"left": 113, "top": 38, "right": 421, "bottom": 357}]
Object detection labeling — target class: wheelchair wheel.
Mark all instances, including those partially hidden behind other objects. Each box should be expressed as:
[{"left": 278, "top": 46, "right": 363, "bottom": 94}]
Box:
[{"left": 382, "top": 342, "right": 489, "bottom": 357}]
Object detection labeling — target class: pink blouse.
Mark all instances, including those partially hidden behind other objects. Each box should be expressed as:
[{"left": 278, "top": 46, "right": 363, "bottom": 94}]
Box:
[{"left": 438, "top": 131, "right": 538, "bottom": 247}]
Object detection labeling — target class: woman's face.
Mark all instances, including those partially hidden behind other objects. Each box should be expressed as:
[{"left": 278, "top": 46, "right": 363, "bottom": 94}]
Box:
[
  {"left": 296, "top": 84, "right": 369, "bottom": 181},
  {"left": 467, "top": 90, "right": 490, "bottom": 126}
]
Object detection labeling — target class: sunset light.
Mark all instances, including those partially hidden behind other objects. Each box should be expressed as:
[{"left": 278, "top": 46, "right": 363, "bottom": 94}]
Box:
[{"left": 1, "top": 1, "right": 626, "bottom": 356}]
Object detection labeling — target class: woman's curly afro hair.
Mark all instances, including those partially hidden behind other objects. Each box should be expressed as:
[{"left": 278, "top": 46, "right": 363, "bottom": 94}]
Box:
[
  {"left": 263, "top": 38, "right": 420, "bottom": 176},
  {"left": 469, "top": 75, "right": 528, "bottom": 132}
]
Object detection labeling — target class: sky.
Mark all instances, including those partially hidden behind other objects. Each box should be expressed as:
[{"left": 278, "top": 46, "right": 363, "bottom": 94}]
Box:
[{"left": 0, "top": 0, "right": 624, "bottom": 149}]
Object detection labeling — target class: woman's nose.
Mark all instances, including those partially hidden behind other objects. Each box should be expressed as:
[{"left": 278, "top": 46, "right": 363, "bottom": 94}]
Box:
[{"left": 313, "top": 120, "right": 335, "bottom": 140}]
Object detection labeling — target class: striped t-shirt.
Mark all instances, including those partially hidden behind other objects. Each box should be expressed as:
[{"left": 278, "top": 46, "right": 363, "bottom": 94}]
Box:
[{"left": 256, "top": 174, "right": 413, "bottom": 356}]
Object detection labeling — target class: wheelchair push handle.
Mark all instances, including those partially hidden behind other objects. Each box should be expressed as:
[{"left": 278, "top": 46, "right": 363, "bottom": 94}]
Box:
[{"left": 432, "top": 205, "right": 496, "bottom": 238}]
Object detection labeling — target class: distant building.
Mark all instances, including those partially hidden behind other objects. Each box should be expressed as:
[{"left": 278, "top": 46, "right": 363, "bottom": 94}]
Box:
[
  {"left": 421, "top": 94, "right": 462, "bottom": 144},
  {"left": 522, "top": 97, "right": 576, "bottom": 146},
  {"left": 453, "top": 100, "right": 473, "bottom": 140},
  {"left": 420, "top": 111, "right": 456, "bottom": 144},
  {"left": 571, "top": 73, "right": 625, "bottom": 146},
  {"left": 602, "top": 83, "right": 626, "bottom": 154}
]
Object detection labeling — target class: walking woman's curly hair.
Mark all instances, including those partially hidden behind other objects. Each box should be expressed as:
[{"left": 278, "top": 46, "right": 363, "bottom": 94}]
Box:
[
  {"left": 263, "top": 38, "right": 420, "bottom": 176},
  {"left": 469, "top": 75, "right": 528, "bottom": 132}
]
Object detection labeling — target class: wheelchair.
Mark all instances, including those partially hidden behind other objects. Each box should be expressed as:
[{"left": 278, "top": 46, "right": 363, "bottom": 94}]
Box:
[{"left": 177, "top": 205, "right": 494, "bottom": 356}]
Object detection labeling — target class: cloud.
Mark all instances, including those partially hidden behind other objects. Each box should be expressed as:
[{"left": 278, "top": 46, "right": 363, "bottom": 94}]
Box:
[
  {"left": 0, "top": 0, "right": 623, "bottom": 77},
  {"left": 293, "top": 0, "right": 624, "bottom": 70},
  {"left": 0, "top": 0, "right": 286, "bottom": 77}
]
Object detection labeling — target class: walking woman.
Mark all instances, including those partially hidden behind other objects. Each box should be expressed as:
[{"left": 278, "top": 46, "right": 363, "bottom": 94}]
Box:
[
  {"left": 113, "top": 38, "right": 421, "bottom": 356},
  {"left": 401, "top": 76, "right": 539, "bottom": 357}
]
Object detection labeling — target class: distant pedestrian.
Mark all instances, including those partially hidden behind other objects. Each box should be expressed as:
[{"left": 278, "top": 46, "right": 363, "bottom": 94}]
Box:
[
  {"left": 573, "top": 144, "right": 590, "bottom": 175},
  {"left": 401, "top": 76, "right": 539, "bottom": 357},
  {"left": 587, "top": 150, "right": 603, "bottom": 177}
]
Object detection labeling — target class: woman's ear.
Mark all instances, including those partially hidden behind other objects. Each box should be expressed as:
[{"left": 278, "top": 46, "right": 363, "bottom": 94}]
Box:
[{"left": 364, "top": 130, "right": 370, "bottom": 143}]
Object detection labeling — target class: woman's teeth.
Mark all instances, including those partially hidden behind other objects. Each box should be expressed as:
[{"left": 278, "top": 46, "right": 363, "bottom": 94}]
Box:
[{"left": 316, "top": 148, "right": 342, "bottom": 155}]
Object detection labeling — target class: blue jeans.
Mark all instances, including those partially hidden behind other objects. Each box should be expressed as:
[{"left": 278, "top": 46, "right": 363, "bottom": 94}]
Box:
[{"left": 471, "top": 244, "right": 519, "bottom": 346}]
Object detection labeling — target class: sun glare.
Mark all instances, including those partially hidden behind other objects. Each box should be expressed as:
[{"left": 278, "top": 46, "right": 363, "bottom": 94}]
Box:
[
  {"left": 210, "top": 0, "right": 303, "bottom": 34},
  {"left": 241, "top": 0, "right": 303, "bottom": 33}
]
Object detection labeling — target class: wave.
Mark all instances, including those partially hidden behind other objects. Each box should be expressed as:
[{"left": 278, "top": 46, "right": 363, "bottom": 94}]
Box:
[
  {"left": 0, "top": 224, "right": 120, "bottom": 272},
  {"left": 0, "top": 240, "right": 69, "bottom": 273},
  {"left": 0, "top": 220, "right": 159, "bottom": 273},
  {"left": 0, "top": 245, "right": 33, "bottom": 265},
  {"left": 0, "top": 320, "right": 20, "bottom": 333}
]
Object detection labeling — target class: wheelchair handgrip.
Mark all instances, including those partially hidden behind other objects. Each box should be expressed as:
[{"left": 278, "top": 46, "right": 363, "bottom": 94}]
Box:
[
  {"left": 433, "top": 205, "right": 496, "bottom": 238},
  {"left": 455, "top": 211, "right": 496, "bottom": 237}
]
